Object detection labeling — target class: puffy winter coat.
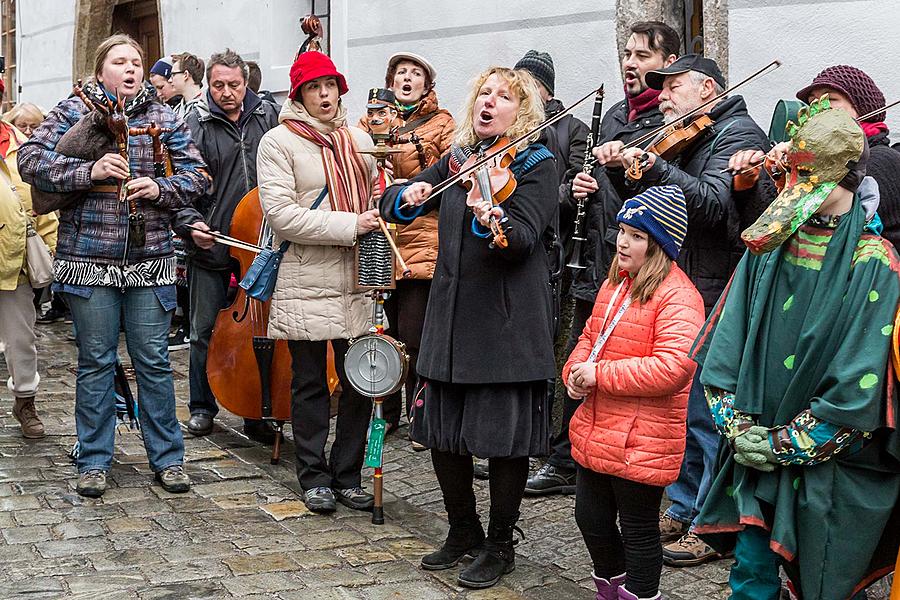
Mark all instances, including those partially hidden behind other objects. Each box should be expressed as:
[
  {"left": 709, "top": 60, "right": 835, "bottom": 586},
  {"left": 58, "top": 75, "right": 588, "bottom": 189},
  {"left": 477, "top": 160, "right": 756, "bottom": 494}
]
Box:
[
  {"left": 565, "top": 265, "right": 705, "bottom": 487},
  {"left": 256, "top": 99, "right": 378, "bottom": 341},
  {"left": 0, "top": 122, "right": 58, "bottom": 290},
  {"left": 359, "top": 89, "right": 455, "bottom": 279}
]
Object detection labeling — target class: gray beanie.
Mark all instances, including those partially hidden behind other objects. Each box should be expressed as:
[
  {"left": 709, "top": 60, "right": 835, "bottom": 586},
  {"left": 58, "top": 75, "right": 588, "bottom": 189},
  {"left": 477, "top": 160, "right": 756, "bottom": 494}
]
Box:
[{"left": 515, "top": 50, "right": 554, "bottom": 96}]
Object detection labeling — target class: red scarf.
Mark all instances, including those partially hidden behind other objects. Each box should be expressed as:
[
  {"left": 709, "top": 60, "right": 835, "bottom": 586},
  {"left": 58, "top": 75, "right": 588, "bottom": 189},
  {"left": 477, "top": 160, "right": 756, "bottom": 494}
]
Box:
[
  {"left": 626, "top": 87, "right": 662, "bottom": 122},
  {"left": 860, "top": 121, "right": 888, "bottom": 138},
  {"left": 283, "top": 119, "right": 371, "bottom": 214}
]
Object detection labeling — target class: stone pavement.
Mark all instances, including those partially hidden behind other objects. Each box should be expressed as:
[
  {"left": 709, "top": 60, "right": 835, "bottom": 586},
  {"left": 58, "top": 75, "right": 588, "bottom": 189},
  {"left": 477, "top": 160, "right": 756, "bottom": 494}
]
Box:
[{"left": 0, "top": 321, "right": 892, "bottom": 599}]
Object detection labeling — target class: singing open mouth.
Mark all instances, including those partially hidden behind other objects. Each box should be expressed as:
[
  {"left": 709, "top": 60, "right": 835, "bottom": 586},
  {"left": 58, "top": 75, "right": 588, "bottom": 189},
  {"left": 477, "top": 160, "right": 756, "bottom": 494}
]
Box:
[
  {"left": 478, "top": 110, "right": 494, "bottom": 125},
  {"left": 401, "top": 84, "right": 412, "bottom": 94}
]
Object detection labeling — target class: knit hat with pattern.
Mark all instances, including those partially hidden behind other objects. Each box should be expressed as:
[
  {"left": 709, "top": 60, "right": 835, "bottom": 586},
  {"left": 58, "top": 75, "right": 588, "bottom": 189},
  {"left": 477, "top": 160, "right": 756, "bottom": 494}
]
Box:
[
  {"left": 796, "top": 65, "right": 886, "bottom": 122},
  {"left": 515, "top": 50, "right": 555, "bottom": 96},
  {"left": 617, "top": 185, "right": 688, "bottom": 260}
]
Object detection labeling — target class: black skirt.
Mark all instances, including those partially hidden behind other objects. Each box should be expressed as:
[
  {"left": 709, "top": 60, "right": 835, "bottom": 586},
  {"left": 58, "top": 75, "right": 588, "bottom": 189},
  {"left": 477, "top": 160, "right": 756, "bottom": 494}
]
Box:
[{"left": 409, "top": 379, "right": 550, "bottom": 458}]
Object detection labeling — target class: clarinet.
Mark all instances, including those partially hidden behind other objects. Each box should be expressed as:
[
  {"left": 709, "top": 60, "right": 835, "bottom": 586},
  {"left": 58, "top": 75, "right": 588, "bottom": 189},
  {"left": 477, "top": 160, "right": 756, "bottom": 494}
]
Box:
[{"left": 567, "top": 85, "right": 605, "bottom": 270}]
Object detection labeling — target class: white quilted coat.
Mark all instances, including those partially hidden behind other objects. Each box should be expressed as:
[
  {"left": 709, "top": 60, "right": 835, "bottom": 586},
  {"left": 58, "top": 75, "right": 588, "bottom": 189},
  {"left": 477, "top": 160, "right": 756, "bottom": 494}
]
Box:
[{"left": 257, "top": 99, "right": 378, "bottom": 341}]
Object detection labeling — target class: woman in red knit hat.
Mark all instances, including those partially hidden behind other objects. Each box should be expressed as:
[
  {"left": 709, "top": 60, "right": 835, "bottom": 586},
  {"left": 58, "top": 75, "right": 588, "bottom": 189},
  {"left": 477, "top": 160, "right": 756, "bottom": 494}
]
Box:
[{"left": 256, "top": 51, "right": 382, "bottom": 514}]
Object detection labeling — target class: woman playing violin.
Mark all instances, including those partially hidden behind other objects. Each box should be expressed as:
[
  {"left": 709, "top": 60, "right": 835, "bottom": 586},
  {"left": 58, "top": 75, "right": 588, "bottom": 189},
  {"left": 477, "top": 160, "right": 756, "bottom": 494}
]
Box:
[{"left": 379, "top": 67, "right": 558, "bottom": 590}]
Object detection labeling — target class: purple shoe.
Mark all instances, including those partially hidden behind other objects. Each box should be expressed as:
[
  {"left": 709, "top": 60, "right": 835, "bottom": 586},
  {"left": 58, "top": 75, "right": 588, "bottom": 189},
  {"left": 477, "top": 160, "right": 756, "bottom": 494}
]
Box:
[
  {"left": 617, "top": 585, "right": 661, "bottom": 600},
  {"left": 592, "top": 572, "right": 626, "bottom": 600}
]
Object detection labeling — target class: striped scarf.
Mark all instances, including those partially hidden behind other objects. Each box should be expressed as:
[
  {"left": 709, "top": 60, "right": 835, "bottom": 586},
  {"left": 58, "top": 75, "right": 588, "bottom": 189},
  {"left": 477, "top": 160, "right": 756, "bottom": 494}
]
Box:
[{"left": 284, "top": 120, "right": 371, "bottom": 214}]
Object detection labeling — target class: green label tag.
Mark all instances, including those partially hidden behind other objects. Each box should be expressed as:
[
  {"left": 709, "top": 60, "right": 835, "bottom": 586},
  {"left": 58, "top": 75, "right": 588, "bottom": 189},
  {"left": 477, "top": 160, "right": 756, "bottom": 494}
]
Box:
[{"left": 364, "top": 418, "right": 387, "bottom": 468}]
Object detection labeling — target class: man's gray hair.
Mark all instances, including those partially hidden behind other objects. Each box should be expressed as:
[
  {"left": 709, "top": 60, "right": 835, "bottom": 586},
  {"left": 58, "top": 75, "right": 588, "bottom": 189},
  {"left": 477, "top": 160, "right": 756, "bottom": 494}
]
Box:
[
  {"left": 206, "top": 48, "right": 248, "bottom": 84},
  {"left": 689, "top": 69, "right": 725, "bottom": 95}
]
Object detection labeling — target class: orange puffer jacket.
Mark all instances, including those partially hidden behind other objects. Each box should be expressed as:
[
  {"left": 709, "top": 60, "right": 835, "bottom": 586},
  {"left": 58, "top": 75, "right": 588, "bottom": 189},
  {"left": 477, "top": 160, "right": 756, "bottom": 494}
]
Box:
[
  {"left": 564, "top": 265, "right": 705, "bottom": 487},
  {"left": 359, "top": 90, "right": 455, "bottom": 279}
]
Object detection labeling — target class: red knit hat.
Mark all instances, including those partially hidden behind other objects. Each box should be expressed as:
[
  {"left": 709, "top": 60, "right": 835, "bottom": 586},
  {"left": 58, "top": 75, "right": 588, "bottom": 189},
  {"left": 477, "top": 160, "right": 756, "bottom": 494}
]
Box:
[
  {"left": 796, "top": 65, "right": 886, "bottom": 122},
  {"left": 289, "top": 51, "right": 348, "bottom": 99}
]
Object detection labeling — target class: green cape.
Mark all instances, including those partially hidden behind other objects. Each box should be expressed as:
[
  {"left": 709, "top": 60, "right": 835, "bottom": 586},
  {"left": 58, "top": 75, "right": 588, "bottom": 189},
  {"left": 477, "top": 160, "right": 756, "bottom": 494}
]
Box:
[{"left": 691, "top": 200, "right": 900, "bottom": 599}]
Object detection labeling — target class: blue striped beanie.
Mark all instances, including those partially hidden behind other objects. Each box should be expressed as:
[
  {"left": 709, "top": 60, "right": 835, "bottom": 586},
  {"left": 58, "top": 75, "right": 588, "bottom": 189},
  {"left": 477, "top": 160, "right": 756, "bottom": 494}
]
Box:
[{"left": 616, "top": 185, "right": 688, "bottom": 260}]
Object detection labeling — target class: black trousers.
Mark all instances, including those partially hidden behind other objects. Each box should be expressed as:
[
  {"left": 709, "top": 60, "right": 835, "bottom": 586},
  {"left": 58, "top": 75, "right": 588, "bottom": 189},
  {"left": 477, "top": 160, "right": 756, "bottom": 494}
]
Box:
[
  {"left": 431, "top": 449, "right": 529, "bottom": 525},
  {"left": 288, "top": 339, "right": 372, "bottom": 490},
  {"left": 547, "top": 298, "right": 595, "bottom": 470},
  {"left": 575, "top": 466, "right": 664, "bottom": 598},
  {"left": 382, "top": 279, "right": 431, "bottom": 426}
]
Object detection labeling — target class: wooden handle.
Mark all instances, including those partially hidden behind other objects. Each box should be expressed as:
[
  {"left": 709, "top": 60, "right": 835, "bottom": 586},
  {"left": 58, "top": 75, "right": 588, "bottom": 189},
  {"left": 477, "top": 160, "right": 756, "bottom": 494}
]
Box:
[{"left": 378, "top": 218, "right": 412, "bottom": 278}]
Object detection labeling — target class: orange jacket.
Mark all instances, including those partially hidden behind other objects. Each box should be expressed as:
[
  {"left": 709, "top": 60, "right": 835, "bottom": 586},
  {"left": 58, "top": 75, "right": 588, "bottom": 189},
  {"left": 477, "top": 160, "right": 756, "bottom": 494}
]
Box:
[
  {"left": 564, "top": 265, "right": 705, "bottom": 487},
  {"left": 359, "top": 90, "right": 455, "bottom": 279}
]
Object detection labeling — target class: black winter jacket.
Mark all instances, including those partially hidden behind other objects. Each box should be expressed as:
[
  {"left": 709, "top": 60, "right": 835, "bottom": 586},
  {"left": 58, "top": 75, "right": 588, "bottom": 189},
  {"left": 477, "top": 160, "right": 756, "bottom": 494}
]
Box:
[
  {"left": 869, "top": 130, "right": 900, "bottom": 250},
  {"left": 629, "top": 95, "right": 772, "bottom": 313},
  {"left": 174, "top": 89, "right": 279, "bottom": 270},
  {"left": 380, "top": 147, "right": 559, "bottom": 384},
  {"left": 566, "top": 98, "right": 665, "bottom": 303}
]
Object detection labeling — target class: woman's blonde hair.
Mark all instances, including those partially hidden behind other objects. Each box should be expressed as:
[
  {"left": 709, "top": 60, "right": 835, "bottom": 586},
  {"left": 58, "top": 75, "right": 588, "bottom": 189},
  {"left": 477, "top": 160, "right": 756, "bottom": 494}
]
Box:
[
  {"left": 607, "top": 234, "right": 672, "bottom": 304},
  {"left": 454, "top": 67, "right": 545, "bottom": 150},
  {"left": 93, "top": 34, "right": 145, "bottom": 80},
  {"left": 4, "top": 103, "right": 45, "bottom": 127}
]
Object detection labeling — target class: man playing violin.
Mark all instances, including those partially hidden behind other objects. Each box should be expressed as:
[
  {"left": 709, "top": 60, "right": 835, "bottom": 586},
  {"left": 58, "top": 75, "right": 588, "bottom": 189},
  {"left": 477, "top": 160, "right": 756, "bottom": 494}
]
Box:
[
  {"left": 611, "top": 53, "right": 775, "bottom": 567},
  {"left": 526, "top": 21, "right": 681, "bottom": 499}
]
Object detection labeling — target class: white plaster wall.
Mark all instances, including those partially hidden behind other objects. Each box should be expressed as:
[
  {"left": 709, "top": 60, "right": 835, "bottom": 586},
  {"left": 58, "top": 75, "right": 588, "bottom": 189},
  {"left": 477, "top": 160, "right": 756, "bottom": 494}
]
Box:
[
  {"left": 342, "top": 1, "right": 622, "bottom": 127},
  {"left": 159, "top": 0, "right": 313, "bottom": 95},
  {"left": 16, "top": 0, "right": 77, "bottom": 112},
  {"left": 730, "top": 0, "right": 900, "bottom": 137}
]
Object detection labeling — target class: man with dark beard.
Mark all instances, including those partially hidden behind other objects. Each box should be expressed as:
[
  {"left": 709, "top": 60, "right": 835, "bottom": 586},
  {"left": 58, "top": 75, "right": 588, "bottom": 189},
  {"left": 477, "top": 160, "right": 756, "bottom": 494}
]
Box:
[
  {"left": 525, "top": 22, "right": 679, "bottom": 496},
  {"left": 613, "top": 53, "right": 775, "bottom": 567}
]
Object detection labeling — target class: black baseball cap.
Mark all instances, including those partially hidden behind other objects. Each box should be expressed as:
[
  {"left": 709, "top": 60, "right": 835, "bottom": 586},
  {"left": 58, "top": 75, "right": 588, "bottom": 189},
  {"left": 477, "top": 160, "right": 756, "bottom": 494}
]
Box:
[{"left": 645, "top": 54, "right": 726, "bottom": 91}]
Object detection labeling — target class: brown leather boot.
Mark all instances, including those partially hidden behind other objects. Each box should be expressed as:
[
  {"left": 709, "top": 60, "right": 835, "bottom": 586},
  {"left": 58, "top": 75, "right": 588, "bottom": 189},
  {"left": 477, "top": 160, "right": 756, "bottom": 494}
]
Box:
[{"left": 12, "top": 396, "right": 45, "bottom": 439}]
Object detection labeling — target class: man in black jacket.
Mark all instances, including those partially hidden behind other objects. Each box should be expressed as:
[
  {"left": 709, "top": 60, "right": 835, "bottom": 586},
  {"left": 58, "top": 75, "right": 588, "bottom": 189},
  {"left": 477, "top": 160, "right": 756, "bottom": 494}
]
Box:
[
  {"left": 525, "top": 21, "right": 679, "bottom": 496},
  {"left": 173, "top": 49, "right": 279, "bottom": 441},
  {"left": 616, "top": 53, "right": 774, "bottom": 567}
]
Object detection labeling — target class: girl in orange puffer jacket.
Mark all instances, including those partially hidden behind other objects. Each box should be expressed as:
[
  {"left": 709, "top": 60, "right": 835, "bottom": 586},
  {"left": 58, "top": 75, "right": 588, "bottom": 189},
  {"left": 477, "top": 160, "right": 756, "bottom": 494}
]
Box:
[{"left": 563, "top": 185, "right": 704, "bottom": 600}]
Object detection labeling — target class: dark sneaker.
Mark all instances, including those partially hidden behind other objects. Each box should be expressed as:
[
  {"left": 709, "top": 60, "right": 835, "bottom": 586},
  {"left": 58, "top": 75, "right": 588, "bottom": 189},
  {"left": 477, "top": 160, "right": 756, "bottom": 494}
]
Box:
[
  {"left": 36, "top": 306, "right": 66, "bottom": 324},
  {"left": 186, "top": 413, "right": 214, "bottom": 436},
  {"left": 334, "top": 486, "right": 374, "bottom": 511},
  {"left": 303, "top": 486, "right": 336, "bottom": 513},
  {"left": 523, "top": 463, "right": 576, "bottom": 496},
  {"left": 155, "top": 465, "right": 190, "bottom": 493},
  {"left": 663, "top": 531, "right": 727, "bottom": 567},
  {"left": 243, "top": 419, "right": 277, "bottom": 444},
  {"left": 167, "top": 328, "right": 190, "bottom": 351},
  {"left": 473, "top": 459, "right": 490, "bottom": 480},
  {"left": 76, "top": 470, "right": 107, "bottom": 497},
  {"left": 659, "top": 512, "right": 690, "bottom": 543}
]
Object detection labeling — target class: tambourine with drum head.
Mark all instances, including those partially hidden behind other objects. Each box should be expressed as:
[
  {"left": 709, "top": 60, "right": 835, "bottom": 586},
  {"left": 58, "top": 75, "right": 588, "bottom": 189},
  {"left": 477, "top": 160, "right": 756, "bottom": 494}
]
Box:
[{"left": 345, "top": 333, "right": 409, "bottom": 398}]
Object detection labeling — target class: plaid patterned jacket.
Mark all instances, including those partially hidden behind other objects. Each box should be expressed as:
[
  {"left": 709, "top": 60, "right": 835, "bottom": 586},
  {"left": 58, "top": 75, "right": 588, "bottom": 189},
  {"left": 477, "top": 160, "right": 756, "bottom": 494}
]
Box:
[{"left": 17, "top": 82, "right": 209, "bottom": 267}]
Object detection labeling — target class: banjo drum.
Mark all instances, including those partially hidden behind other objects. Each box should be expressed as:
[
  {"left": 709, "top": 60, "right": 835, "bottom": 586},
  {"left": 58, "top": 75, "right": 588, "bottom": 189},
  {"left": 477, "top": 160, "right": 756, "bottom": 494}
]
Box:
[{"left": 344, "top": 333, "right": 409, "bottom": 398}]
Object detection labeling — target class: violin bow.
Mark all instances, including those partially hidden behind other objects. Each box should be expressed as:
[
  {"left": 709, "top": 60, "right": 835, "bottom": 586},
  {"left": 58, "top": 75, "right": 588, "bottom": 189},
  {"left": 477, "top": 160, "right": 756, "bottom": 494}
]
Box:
[
  {"left": 725, "top": 96, "right": 900, "bottom": 176},
  {"left": 421, "top": 85, "right": 605, "bottom": 201},
  {"left": 186, "top": 225, "right": 264, "bottom": 254},
  {"left": 624, "top": 59, "right": 782, "bottom": 152}
]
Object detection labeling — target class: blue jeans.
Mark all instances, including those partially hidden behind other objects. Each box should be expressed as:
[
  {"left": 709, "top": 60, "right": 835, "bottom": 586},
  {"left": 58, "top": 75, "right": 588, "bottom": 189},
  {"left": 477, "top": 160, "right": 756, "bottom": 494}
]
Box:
[
  {"left": 65, "top": 285, "right": 184, "bottom": 474},
  {"left": 664, "top": 367, "right": 718, "bottom": 526}
]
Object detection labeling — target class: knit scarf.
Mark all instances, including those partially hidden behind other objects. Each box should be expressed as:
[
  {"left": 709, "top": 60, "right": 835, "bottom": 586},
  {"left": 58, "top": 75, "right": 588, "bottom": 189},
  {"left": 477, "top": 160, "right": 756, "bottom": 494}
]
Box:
[
  {"left": 398, "top": 101, "right": 420, "bottom": 120},
  {"left": 626, "top": 86, "right": 662, "bottom": 122},
  {"left": 861, "top": 121, "right": 888, "bottom": 138},
  {"left": 283, "top": 120, "right": 371, "bottom": 214}
]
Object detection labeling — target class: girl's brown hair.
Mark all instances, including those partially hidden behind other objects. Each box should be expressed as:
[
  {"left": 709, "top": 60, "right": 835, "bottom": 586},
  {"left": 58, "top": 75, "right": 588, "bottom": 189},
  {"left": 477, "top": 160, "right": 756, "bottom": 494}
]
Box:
[
  {"left": 93, "top": 34, "right": 145, "bottom": 80},
  {"left": 607, "top": 235, "right": 672, "bottom": 304}
]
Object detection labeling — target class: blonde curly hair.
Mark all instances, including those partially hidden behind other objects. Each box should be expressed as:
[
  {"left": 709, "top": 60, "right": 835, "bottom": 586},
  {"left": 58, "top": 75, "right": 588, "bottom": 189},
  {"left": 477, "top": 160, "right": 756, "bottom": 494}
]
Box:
[{"left": 454, "top": 67, "right": 545, "bottom": 150}]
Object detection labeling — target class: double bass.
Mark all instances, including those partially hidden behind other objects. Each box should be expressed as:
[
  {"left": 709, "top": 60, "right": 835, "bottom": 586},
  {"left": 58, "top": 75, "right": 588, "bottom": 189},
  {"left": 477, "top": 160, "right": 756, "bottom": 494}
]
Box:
[{"left": 205, "top": 17, "right": 337, "bottom": 464}]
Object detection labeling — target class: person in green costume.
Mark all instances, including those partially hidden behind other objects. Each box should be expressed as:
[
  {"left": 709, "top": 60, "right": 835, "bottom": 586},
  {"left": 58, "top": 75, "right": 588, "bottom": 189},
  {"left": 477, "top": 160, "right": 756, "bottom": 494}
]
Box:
[{"left": 692, "top": 95, "right": 900, "bottom": 600}]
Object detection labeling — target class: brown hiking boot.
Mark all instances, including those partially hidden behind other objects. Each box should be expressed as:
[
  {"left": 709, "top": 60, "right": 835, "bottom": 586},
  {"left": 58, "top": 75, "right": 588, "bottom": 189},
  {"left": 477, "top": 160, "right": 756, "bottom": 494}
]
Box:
[
  {"left": 658, "top": 512, "right": 689, "bottom": 543},
  {"left": 12, "top": 396, "right": 45, "bottom": 439},
  {"left": 662, "top": 531, "right": 727, "bottom": 567}
]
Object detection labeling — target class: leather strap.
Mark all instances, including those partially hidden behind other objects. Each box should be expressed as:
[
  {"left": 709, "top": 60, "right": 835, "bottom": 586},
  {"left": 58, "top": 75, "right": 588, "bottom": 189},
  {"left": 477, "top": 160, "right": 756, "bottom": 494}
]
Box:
[{"left": 91, "top": 185, "right": 119, "bottom": 193}]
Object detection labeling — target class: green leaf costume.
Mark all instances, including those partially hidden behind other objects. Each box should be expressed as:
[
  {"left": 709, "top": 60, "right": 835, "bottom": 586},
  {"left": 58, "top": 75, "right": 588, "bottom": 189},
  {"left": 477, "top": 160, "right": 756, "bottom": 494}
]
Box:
[{"left": 691, "top": 99, "right": 900, "bottom": 599}]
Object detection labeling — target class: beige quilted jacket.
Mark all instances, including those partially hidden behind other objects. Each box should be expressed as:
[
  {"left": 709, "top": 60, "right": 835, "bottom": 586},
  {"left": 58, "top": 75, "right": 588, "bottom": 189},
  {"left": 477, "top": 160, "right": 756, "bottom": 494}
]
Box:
[{"left": 257, "top": 99, "right": 378, "bottom": 341}]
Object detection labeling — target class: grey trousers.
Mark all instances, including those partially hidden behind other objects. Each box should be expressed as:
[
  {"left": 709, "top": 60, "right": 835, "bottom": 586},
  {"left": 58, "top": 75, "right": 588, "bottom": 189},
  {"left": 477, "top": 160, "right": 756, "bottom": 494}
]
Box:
[{"left": 0, "top": 281, "right": 40, "bottom": 397}]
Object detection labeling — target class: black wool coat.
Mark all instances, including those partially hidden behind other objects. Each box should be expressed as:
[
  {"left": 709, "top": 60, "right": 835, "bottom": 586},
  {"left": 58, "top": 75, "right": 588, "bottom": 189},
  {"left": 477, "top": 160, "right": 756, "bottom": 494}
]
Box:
[{"left": 380, "top": 148, "right": 559, "bottom": 384}]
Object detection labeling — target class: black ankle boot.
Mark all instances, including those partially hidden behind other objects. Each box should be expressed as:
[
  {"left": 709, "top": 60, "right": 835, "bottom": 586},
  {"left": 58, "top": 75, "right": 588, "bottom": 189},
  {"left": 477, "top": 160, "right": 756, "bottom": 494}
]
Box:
[
  {"left": 457, "top": 518, "right": 522, "bottom": 589},
  {"left": 421, "top": 518, "right": 485, "bottom": 570}
]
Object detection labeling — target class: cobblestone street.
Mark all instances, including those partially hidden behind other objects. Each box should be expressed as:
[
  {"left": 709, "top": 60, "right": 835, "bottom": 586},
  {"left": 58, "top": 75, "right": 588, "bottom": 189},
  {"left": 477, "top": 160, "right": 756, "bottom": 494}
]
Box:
[{"left": 0, "top": 322, "right": 891, "bottom": 599}]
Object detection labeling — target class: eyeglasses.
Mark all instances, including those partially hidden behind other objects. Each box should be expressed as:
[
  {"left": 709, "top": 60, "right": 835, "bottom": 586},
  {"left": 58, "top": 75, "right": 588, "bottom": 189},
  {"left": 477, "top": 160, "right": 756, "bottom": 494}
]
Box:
[{"left": 167, "top": 70, "right": 187, "bottom": 81}]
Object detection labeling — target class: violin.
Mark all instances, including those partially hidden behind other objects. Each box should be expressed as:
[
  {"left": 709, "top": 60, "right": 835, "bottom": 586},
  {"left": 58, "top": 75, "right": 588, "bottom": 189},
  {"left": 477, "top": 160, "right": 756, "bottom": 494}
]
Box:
[
  {"left": 626, "top": 114, "right": 714, "bottom": 180},
  {"left": 460, "top": 137, "right": 518, "bottom": 249}
]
